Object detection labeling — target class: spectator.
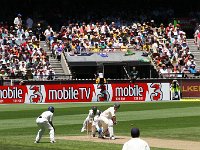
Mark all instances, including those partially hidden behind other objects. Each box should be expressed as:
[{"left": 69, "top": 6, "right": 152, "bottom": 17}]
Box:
[
  {"left": 195, "top": 26, "right": 200, "bottom": 50},
  {"left": 181, "top": 65, "right": 190, "bottom": 77},
  {"left": 171, "top": 55, "right": 178, "bottom": 67},
  {"left": 187, "top": 59, "right": 196, "bottom": 67},
  {"left": 0, "top": 69, "right": 7, "bottom": 77},
  {"left": 47, "top": 69, "right": 55, "bottom": 80},
  {"left": 160, "top": 64, "right": 168, "bottom": 74},
  {"left": 48, "top": 32, "right": 55, "bottom": 48},
  {"left": 35, "top": 23, "right": 42, "bottom": 40},
  {"left": 122, "top": 128, "right": 150, "bottom": 150},
  {"left": 26, "top": 17, "right": 34, "bottom": 29},
  {"left": 44, "top": 25, "right": 53, "bottom": 43},
  {"left": 16, "top": 25, "right": 25, "bottom": 39},
  {"left": 37, "top": 69, "right": 45, "bottom": 80},
  {"left": 189, "top": 64, "right": 197, "bottom": 74},
  {"left": 14, "top": 14, "right": 22, "bottom": 29}
]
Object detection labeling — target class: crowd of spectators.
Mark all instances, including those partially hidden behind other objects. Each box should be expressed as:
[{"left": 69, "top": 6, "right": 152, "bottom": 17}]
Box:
[
  {"left": 0, "top": 14, "right": 55, "bottom": 80},
  {"left": 1, "top": 11, "right": 199, "bottom": 81},
  {"left": 152, "top": 23, "right": 199, "bottom": 78},
  {"left": 46, "top": 19, "right": 199, "bottom": 78}
]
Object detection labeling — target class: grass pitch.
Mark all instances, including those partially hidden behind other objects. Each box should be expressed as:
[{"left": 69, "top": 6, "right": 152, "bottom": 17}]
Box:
[{"left": 0, "top": 101, "right": 200, "bottom": 150}]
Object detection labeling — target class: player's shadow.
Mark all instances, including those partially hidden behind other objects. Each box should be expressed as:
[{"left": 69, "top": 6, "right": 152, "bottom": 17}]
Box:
[
  {"left": 36, "top": 142, "right": 54, "bottom": 144},
  {"left": 102, "top": 137, "right": 125, "bottom": 140},
  {"left": 115, "top": 137, "right": 124, "bottom": 139}
]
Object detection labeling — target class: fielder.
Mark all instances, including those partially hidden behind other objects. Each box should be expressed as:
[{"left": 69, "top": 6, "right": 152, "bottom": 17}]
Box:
[
  {"left": 81, "top": 106, "right": 102, "bottom": 137},
  {"left": 122, "top": 128, "right": 150, "bottom": 150},
  {"left": 35, "top": 106, "right": 56, "bottom": 143},
  {"left": 98, "top": 103, "right": 120, "bottom": 140}
]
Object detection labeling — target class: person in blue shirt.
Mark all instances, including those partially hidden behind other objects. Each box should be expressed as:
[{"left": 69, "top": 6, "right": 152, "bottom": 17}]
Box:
[{"left": 189, "top": 65, "right": 197, "bottom": 74}]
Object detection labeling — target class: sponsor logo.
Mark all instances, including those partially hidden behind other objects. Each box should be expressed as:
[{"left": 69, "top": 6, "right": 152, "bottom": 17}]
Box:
[
  {"left": 29, "top": 85, "right": 43, "bottom": 103},
  {"left": 113, "top": 84, "right": 148, "bottom": 101},
  {"left": 115, "top": 85, "right": 143, "bottom": 97},
  {"left": 48, "top": 87, "right": 91, "bottom": 100},
  {"left": 182, "top": 86, "right": 200, "bottom": 92},
  {"left": 0, "top": 87, "right": 23, "bottom": 99},
  {"left": 150, "top": 83, "right": 163, "bottom": 101}
]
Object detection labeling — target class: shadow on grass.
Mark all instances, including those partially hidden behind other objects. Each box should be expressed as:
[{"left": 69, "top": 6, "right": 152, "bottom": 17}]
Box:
[{"left": 0, "top": 144, "right": 56, "bottom": 150}]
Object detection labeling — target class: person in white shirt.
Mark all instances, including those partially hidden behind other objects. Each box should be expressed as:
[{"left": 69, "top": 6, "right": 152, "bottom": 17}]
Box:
[
  {"left": 19, "top": 60, "right": 26, "bottom": 69},
  {"left": 16, "top": 25, "right": 25, "bottom": 39},
  {"left": 98, "top": 103, "right": 120, "bottom": 140},
  {"left": 47, "top": 69, "right": 56, "bottom": 80},
  {"left": 14, "top": 14, "right": 22, "bottom": 29},
  {"left": 122, "top": 128, "right": 150, "bottom": 150},
  {"left": 35, "top": 106, "right": 56, "bottom": 143},
  {"left": 101, "top": 22, "right": 110, "bottom": 34},
  {"left": 81, "top": 106, "right": 101, "bottom": 136},
  {"left": 37, "top": 69, "right": 45, "bottom": 80},
  {"left": 44, "top": 26, "right": 53, "bottom": 43}
]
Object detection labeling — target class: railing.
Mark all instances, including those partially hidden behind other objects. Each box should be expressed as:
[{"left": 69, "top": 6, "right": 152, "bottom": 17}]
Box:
[
  {"left": 64, "top": 47, "right": 142, "bottom": 54},
  {"left": 160, "top": 73, "right": 200, "bottom": 78},
  {"left": 0, "top": 74, "right": 73, "bottom": 81},
  {"left": 1, "top": 73, "right": 199, "bottom": 84}
]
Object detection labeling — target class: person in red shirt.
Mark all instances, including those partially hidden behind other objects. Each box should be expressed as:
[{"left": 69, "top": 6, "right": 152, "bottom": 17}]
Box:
[{"left": 197, "top": 31, "right": 200, "bottom": 50}]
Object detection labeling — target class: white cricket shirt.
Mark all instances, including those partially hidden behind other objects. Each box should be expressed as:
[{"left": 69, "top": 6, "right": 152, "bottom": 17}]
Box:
[
  {"left": 40, "top": 111, "right": 53, "bottom": 122},
  {"left": 101, "top": 107, "right": 115, "bottom": 119},
  {"left": 122, "top": 138, "right": 150, "bottom": 150}
]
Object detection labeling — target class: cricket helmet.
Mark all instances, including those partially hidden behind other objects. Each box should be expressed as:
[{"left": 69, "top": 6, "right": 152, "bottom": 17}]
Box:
[
  {"left": 92, "top": 106, "right": 97, "bottom": 112},
  {"left": 48, "top": 106, "right": 55, "bottom": 113},
  {"left": 114, "top": 103, "right": 120, "bottom": 109},
  {"left": 131, "top": 128, "right": 140, "bottom": 138}
]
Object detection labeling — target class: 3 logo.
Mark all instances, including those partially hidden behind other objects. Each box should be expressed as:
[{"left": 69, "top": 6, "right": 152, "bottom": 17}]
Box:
[
  {"left": 29, "top": 85, "right": 43, "bottom": 103},
  {"left": 150, "top": 83, "right": 163, "bottom": 101}
]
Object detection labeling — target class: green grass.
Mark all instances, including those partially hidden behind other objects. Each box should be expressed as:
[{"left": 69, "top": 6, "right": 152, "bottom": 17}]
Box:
[{"left": 0, "top": 101, "right": 200, "bottom": 150}]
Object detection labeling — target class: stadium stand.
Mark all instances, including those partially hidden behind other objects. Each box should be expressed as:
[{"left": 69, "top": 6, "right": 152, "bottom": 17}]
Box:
[
  {"left": 1, "top": 0, "right": 200, "bottom": 81},
  {"left": 45, "top": 20, "right": 199, "bottom": 79},
  {"left": 1, "top": 16, "right": 199, "bottom": 81},
  {"left": 0, "top": 19, "right": 57, "bottom": 80}
]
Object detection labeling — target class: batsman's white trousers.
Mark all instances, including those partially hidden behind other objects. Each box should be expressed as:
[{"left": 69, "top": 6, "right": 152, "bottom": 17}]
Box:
[
  {"left": 99, "top": 116, "right": 114, "bottom": 137},
  {"left": 35, "top": 117, "right": 55, "bottom": 142}
]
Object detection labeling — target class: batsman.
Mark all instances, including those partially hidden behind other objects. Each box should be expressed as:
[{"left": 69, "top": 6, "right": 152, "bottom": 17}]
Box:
[{"left": 98, "top": 103, "right": 120, "bottom": 140}]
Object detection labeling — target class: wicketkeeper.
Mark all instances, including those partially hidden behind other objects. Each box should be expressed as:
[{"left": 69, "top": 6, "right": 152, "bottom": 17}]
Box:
[{"left": 81, "top": 106, "right": 101, "bottom": 137}]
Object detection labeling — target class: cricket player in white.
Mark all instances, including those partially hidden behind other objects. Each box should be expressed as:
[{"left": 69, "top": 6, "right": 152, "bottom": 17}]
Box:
[
  {"left": 122, "top": 128, "right": 150, "bottom": 150},
  {"left": 35, "top": 106, "right": 55, "bottom": 143},
  {"left": 99, "top": 103, "right": 120, "bottom": 140},
  {"left": 81, "top": 106, "right": 101, "bottom": 137},
  {"left": 92, "top": 112, "right": 102, "bottom": 137}
]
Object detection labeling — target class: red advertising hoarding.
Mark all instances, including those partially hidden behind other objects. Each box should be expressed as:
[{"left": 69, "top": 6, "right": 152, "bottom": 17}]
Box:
[
  {"left": 0, "top": 83, "right": 170, "bottom": 104},
  {"left": 0, "top": 86, "right": 27, "bottom": 104}
]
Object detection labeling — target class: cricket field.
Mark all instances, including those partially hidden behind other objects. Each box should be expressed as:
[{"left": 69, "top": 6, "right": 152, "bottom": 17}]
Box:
[{"left": 0, "top": 101, "right": 200, "bottom": 150}]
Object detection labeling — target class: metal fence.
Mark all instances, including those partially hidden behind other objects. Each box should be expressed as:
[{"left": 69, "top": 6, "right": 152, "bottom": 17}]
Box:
[{"left": 1, "top": 72, "right": 200, "bottom": 86}]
